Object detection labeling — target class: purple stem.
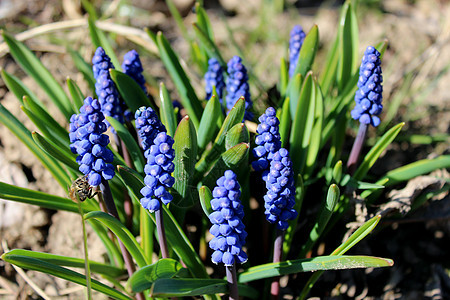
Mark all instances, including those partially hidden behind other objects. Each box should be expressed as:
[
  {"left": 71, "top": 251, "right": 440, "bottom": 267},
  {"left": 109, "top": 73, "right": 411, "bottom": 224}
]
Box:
[
  {"left": 271, "top": 230, "right": 284, "bottom": 300},
  {"left": 99, "top": 179, "right": 144, "bottom": 300},
  {"left": 347, "top": 122, "right": 368, "bottom": 176},
  {"left": 155, "top": 208, "right": 169, "bottom": 259},
  {"left": 226, "top": 263, "right": 239, "bottom": 300},
  {"left": 119, "top": 138, "right": 134, "bottom": 230}
]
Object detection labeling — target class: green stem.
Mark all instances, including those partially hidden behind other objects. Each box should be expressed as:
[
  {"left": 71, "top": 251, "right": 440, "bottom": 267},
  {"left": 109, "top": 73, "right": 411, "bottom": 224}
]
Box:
[{"left": 76, "top": 198, "right": 92, "bottom": 300}]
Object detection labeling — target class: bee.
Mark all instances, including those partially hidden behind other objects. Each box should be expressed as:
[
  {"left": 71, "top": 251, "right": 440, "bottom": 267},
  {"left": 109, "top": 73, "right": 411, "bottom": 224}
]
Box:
[{"left": 69, "top": 175, "right": 98, "bottom": 202}]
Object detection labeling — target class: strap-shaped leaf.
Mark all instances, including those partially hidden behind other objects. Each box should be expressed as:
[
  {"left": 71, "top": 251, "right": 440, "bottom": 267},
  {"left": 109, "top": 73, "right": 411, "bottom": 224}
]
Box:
[
  {"left": 106, "top": 116, "right": 145, "bottom": 173},
  {"left": 288, "top": 73, "right": 303, "bottom": 120},
  {"left": 150, "top": 278, "right": 258, "bottom": 299},
  {"left": 1, "top": 252, "right": 132, "bottom": 300},
  {"left": 156, "top": 32, "right": 202, "bottom": 127},
  {"left": 353, "top": 122, "right": 405, "bottom": 180},
  {"left": 279, "top": 57, "right": 289, "bottom": 97},
  {"left": 193, "top": 23, "right": 226, "bottom": 67},
  {"left": 4, "top": 249, "right": 125, "bottom": 278},
  {"left": 0, "top": 102, "right": 71, "bottom": 188},
  {"left": 239, "top": 255, "right": 393, "bottom": 283},
  {"left": 2, "top": 32, "right": 73, "bottom": 119},
  {"left": 67, "top": 47, "right": 96, "bottom": 91},
  {"left": 88, "top": 17, "right": 121, "bottom": 70},
  {"left": 197, "top": 95, "right": 222, "bottom": 151},
  {"left": 283, "top": 174, "right": 304, "bottom": 258},
  {"left": 84, "top": 211, "right": 148, "bottom": 267},
  {"left": 117, "top": 166, "right": 209, "bottom": 279},
  {"left": 173, "top": 116, "right": 198, "bottom": 208},
  {"left": 225, "top": 123, "right": 249, "bottom": 150},
  {"left": 66, "top": 78, "right": 85, "bottom": 111},
  {"left": 1, "top": 69, "right": 42, "bottom": 107},
  {"left": 159, "top": 82, "right": 177, "bottom": 138},
  {"left": 279, "top": 97, "right": 291, "bottom": 148},
  {"left": 319, "top": 33, "right": 340, "bottom": 97},
  {"left": 126, "top": 259, "right": 184, "bottom": 293},
  {"left": 199, "top": 186, "right": 213, "bottom": 217}
]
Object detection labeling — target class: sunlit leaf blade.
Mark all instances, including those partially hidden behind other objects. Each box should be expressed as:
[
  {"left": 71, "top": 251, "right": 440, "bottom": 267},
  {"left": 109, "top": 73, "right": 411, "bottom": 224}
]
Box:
[
  {"left": 279, "top": 57, "right": 289, "bottom": 96},
  {"left": 159, "top": 82, "right": 177, "bottom": 138},
  {"left": 195, "top": 3, "right": 215, "bottom": 43},
  {"left": 106, "top": 116, "right": 145, "bottom": 173},
  {"left": 225, "top": 123, "right": 249, "bottom": 150},
  {"left": 32, "top": 132, "right": 79, "bottom": 172},
  {"left": 156, "top": 32, "right": 202, "bottom": 127},
  {"left": 199, "top": 186, "right": 213, "bottom": 217},
  {"left": 84, "top": 211, "right": 148, "bottom": 267},
  {"left": 126, "top": 259, "right": 184, "bottom": 293},
  {"left": 150, "top": 278, "right": 258, "bottom": 298},
  {"left": 291, "top": 25, "right": 319, "bottom": 79},
  {"left": 288, "top": 74, "right": 302, "bottom": 120},
  {"left": 1, "top": 69, "right": 42, "bottom": 107},
  {"left": 279, "top": 97, "right": 291, "bottom": 148},
  {"left": 2, "top": 32, "right": 73, "bottom": 119},
  {"left": 193, "top": 23, "right": 226, "bottom": 67},
  {"left": 87, "top": 17, "right": 121, "bottom": 70},
  {"left": 0, "top": 181, "right": 96, "bottom": 212},
  {"left": 319, "top": 33, "right": 340, "bottom": 97},
  {"left": 173, "top": 116, "right": 198, "bottom": 208},
  {"left": 66, "top": 78, "right": 85, "bottom": 111},
  {"left": 353, "top": 122, "right": 405, "bottom": 180},
  {"left": 197, "top": 95, "right": 222, "bottom": 151},
  {"left": 337, "top": 2, "right": 359, "bottom": 91},
  {"left": 195, "top": 97, "right": 245, "bottom": 180},
  {"left": 4, "top": 249, "right": 124, "bottom": 277},
  {"left": 117, "top": 167, "right": 209, "bottom": 278},
  {"left": 1, "top": 253, "right": 132, "bottom": 300},
  {"left": 67, "top": 47, "right": 96, "bottom": 91},
  {"left": 87, "top": 219, "right": 124, "bottom": 268},
  {"left": 283, "top": 174, "right": 304, "bottom": 258},
  {"left": 109, "top": 69, "right": 154, "bottom": 113},
  {"left": 238, "top": 255, "right": 393, "bottom": 283},
  {"left": 0, "top": 102, "right": 71, "bottom": 188}
]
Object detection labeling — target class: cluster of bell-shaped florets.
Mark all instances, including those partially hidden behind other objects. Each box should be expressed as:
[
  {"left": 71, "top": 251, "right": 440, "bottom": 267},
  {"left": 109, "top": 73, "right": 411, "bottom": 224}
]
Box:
[
  {"left": 252, "top": 107, "right": 281, "bottom": 176},
  {"left": 226, "top": 56, "right": 253, "bottom": 120},
  {"left": 289, "top": 25, "right": 306, "bottom": 78},
  {"left": 351, "top": 46, "right": 383, "bottom": 127},
  {"left": 69, "top": 97, "right": 115, "bottom": 186},
  {"left": 204, "top": 58, "right": 225, "bottom": 103},
  {"left": 135, "top": 106, "right": 166, "bottom": 152},
  {"left": 263, "top": 148, "right": 298, "bottom": 230},
  {"left": 209, "top": 170, "right": 248, "bottom": 266},
  {"left": 140, "top": 132, "right": 175, "bottom": 212},
  {"left": 122, "top": 50, "right": 147, "bottom": 94},
  {"left": 92, "top": 47, "right": 124, "bottom": 126}
]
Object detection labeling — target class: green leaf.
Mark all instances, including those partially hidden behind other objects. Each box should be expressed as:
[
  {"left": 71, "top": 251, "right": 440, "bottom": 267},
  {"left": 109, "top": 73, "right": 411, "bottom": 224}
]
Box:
[
  {"left": 202, "top": 143, "right": 249, "bottom": 191},
  {"left": 319, "top": 32, "right": 340, "bottom": 97},
  {"left": 288, "top": 73, "right": 303, "bottom": 120},
  {"left": 88, "top": 17, "right": 121, "bottom": 70},
  {"left": 332, "top": 160, "right": 343, "bottom": 184},
  {"left": 159, "top": 82, "right": 177, "bottom": 138},
  {"left": 299, "top": 184, "right": 340, "bottom": 257},
  {"left": 1, "top": 69, "right": 42, "bottom": 107},
  {"left": 337, "top": 2, "right": 359, "bottom": 91},
  {"left": 283, "top": 174, "right": 304, "bottom": 258},
  {"left": 32, "top": 132, "right": 79, "bottom": 172},
  {"left": 0, "top": 102, "right": 71, "bottom": 188},
  {"left": 156, "top": 32, "right": 202, "bottom": 127},
  {"left": 291, "top": 25, "right": 319, "bottom": 79},
  {"left": 279, "top": 57, "right": 289, "bottom": 97},
  {"left": 2, "top": 32, "right": 73, "bottom": 119},
  {"left": 1, "top": 252, "right": 132, "bottom": 300},
  {"left": 173, "top": 116, "right": 198, "bottom": 208},
  {"left": 279, "top": 97, "right": 291, "bottom": 148},
  {"left": 195, "top": 97, "right": 245, "bottom": 180},
  {"left": 199, "top": 186, "right": 213, "bottom": 217},
  {"left": 150, "top": 278, "right": 258, "bottom": 298},
  {"left": 225, "top": 123, "right": 249, "bottom": 150},
  {"left": 67, "top": 47, "right": 96, "bottom": 91},
  {"left": 0, "top": 181, "right": 97, "bottom": 212},
  {"left": 109, "top": 69, "right": 154, "bottom": 113},
  {"left": 195, "top": 3, "right": 215, "bottom": 42},
  {"left": 192, "top": 23, "right": 226, "bottom": 67},
  {"left": 4, "top": 249, "right": 124, "bottom": 278},
  {"left": 353, "top": 122, "right": 405, "bottom": 180},
  {"left": 117, "top": 166, "right": 209, "bottom": 279},
  {"left": 197, "top": 95, "right": 222, "bottom": 150},
  {"left": 84, "top": 211, "right": 148, "bottom": 267},
  {"left": 290, "top": 72, "right": 315, "bottom": 174},
  {"left": 106, "top": 116, "right": 145, "bottom": 173},
  {"left": 66, "top": 78, "right": 85, "bottom": 111},
  {"left": 239, "top": 255, "right": 393, "bottom": 283},
  {"left": 126, "top": 259, "right": 184, "bottom": 293}
]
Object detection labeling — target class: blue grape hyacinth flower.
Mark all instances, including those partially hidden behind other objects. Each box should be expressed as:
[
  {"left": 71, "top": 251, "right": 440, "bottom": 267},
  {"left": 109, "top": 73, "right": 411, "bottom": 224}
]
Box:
[
  {"left": 135, "top": 106, "right": 166, "bottom": 153},
  {"left": 226, "top": 56, "right": 253, "bottom": 120},
  {"left": 140, "top": 132, "right": 175, "bottom": 212},
  {"left": 205, "top": 58, "right": 225, "bottom": 103},
  {"left": 289, "top": 25, "right": 306, "bottom": 78},
  {"left": 264, "top": 148, "right": 298, "bottom": 231},
  {"left": 209, "top": 170, "right": 248, "bottom": 266},
  {"left": 92, "top": 47, "right": 114, "bottom": 80},
  {"left": 351, "top": 46, "right": 383, "bottom": 127},
  {"left": 122, "top": 50, "right": 147, "bottom": 94},
  {"left": 69, "top": 97, "right": 115, "bottom": 186},
  {"left": 252, "top": 107, "right": 281, "bottom": 174}
]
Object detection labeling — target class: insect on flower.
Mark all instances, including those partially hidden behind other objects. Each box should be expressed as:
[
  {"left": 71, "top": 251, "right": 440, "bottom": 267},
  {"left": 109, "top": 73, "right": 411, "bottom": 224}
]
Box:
[{"left": 69, "top": 175, "right": 98, "bottom": 202}]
